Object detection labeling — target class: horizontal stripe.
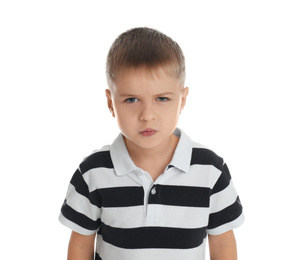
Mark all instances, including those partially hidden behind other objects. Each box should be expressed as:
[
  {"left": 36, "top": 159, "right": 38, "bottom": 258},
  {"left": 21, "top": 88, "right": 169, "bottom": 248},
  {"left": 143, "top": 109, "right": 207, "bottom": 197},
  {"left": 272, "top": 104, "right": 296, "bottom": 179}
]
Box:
[
  {"left": 208, "top": 196, "right": 243, "bottom": 229},
  {"left": 211, "top": 163, "right": 232, "bottom": 195},
  {"left": 95, "top": 253, "right": 102, "bottom": 260},
  {"left": 164, "top": 164, "right": 221, "bottom": 188},
  {"left": 101, "top": 205, "right": 210, "bottom": 229},
  {"left": 190, "top": 148, "right": 223, "bottom": 171},
  {"left": 59, "top": 213, "right": 96, "bottom": 235},
  {"left": 149, "top": 184, "right": 210, "bottom": 207},
  {"left": 70, "top": 169, "right": 90, "bottom": 198},
  {"left": 96, "top": 237, "right": 207, "bottom": 260},
  {"left": 209, "top": 181, "right": 238, "bottom": 213},
  {"left": 207, "top": 213, "right": 245, "bottom": 235},
  {"left": 70, "top": 170, "right": 102, "bottom": 207},
  {"left": 65, "top": 184, "right": 101, "bottom": 220},
  {"left": 80, "top": 150, "right": 113, "bottom": 174},
  {"left": 147, "top": 204, "right": 210, "bottom": 229},
  {"left": 99, "top": 223, "right": 207, "bottom": 249},
  {"left": 100, "top": 186, "right": 144, "bottom": 207},
  {"left": 61, "top": 201, "right": 101, "bottom": 231},
  {"left": 82, "top": 168, "right": 141, "bottom": 191},
  {"left": 101, "top": 206, "right": 145, "bottom": 228}
]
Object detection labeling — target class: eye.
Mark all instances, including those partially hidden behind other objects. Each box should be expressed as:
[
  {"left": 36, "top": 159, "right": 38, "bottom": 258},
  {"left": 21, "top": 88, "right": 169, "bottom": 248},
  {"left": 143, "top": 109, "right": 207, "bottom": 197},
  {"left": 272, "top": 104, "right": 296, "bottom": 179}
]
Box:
[
  {"left": 125, "top": 97, "right": 138, "bottom": 103},
  {"left": 156, "top": 97, "right": 169, "bottom": 102}
]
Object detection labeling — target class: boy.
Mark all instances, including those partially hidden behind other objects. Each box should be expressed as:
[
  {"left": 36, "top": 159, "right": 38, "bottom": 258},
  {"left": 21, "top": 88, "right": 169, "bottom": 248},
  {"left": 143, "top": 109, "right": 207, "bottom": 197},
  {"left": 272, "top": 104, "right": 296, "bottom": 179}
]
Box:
[{"left": 59, "top": 27, "right": 244, "bottom": 260}]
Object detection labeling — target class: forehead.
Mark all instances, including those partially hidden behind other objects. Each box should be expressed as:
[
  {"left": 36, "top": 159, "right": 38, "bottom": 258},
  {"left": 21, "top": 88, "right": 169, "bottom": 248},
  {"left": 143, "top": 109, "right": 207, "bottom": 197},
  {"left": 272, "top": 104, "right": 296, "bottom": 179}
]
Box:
[{"left": 111, "top": 67, "right": 182, "bottom": 95}]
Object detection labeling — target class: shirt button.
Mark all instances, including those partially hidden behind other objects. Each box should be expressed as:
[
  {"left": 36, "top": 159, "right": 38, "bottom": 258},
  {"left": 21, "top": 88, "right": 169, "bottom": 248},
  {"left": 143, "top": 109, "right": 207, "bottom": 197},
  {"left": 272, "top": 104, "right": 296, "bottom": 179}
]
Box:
[{"left": 151, "top": 187, "right": 156, "bottom": 195}]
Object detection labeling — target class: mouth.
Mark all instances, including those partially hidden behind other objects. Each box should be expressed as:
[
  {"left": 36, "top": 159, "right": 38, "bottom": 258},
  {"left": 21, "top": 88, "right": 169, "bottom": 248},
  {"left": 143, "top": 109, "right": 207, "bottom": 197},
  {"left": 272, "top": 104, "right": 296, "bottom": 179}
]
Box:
[{"left": 139, "top": 128, "right": 157, "bottom": 137}]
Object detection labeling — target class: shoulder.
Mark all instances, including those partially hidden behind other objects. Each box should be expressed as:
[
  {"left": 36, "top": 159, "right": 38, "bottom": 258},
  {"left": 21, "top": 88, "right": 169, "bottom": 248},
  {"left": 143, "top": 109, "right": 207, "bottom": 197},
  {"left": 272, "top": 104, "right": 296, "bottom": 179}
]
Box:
[
  {"left": 79, "top": 145, "right": 114, "bottom": 174},
  {"left": 190, "top": 141, "right": 224, "bottom": 171}
]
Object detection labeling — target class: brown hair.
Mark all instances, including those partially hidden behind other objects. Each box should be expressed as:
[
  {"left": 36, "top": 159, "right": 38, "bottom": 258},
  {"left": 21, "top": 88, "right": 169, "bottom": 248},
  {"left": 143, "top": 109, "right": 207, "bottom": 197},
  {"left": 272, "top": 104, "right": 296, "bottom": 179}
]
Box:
[{"left": 106, "top": 27, "right": 185, "bottom": 87}]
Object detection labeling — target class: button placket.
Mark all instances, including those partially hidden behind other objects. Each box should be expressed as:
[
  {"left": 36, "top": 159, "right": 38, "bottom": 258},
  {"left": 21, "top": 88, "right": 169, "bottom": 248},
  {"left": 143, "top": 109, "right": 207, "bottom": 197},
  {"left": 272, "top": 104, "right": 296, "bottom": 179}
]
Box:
[
  {"left": 149, "top": 185, "right": 159, "bottom": 204},
  {"left": 146, "top": 184, "right": 161, "bottom": 226}
]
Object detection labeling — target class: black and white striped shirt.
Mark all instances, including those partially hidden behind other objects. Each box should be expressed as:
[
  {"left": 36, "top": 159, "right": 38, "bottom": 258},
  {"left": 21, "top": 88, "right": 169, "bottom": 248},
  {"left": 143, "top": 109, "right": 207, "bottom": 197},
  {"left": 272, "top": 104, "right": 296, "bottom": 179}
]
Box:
[{"left": 59, "top": 128, "right": 244, "bottom": 260}]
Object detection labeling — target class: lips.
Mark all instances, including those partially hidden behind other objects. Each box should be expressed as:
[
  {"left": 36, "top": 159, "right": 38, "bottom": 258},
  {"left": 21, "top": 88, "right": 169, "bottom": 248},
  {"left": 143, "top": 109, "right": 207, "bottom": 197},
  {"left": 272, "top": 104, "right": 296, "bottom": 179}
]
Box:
[{"left": 139, "top": 128, "right": 157, "bottom": 137}]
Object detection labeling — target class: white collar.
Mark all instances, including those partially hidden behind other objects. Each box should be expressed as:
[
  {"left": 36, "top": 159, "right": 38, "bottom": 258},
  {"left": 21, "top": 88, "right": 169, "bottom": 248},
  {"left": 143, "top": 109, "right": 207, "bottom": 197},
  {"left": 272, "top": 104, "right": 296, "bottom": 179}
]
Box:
[{"left": 110, "top": 128, "right": 193, "bottom": 176}]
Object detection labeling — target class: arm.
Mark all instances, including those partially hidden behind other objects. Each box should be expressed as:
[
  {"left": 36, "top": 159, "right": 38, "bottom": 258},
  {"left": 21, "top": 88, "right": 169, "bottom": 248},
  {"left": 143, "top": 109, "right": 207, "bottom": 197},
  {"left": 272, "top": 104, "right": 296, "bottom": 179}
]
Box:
[
  {"left": 208, "top": 230, "right": 237, "bottom": 260},
  {"left": 67, "top": 231, "right": 96, "bottom": 260}
]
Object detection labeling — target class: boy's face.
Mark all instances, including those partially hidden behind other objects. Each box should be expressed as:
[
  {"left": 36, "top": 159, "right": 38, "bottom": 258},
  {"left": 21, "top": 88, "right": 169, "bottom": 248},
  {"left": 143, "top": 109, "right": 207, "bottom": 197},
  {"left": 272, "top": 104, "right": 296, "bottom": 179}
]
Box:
[{"left": 106, "top": 67, "right": 189, "bottom": 152}]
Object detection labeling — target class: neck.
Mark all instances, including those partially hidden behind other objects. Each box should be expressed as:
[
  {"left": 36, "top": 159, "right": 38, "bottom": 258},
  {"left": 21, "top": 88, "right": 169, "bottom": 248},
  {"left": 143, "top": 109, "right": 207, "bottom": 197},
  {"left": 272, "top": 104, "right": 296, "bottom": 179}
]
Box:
[{"left": 124, "top": 134, "right": 179, "bottom": 166}]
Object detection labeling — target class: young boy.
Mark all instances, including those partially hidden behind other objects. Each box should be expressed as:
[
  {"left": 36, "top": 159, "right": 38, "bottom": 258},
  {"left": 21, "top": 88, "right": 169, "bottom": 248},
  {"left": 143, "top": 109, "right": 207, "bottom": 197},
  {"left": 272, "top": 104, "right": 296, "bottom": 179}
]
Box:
[{"left": 59, "top": 27, "right": 244, "bottom": 260}]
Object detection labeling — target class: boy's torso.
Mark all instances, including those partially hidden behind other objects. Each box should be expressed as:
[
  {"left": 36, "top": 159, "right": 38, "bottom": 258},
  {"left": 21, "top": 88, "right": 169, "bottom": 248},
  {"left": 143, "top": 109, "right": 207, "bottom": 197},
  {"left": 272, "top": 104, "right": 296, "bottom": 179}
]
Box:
[{"left": 59, "top": 128, "right": 244, "bottom": 259}]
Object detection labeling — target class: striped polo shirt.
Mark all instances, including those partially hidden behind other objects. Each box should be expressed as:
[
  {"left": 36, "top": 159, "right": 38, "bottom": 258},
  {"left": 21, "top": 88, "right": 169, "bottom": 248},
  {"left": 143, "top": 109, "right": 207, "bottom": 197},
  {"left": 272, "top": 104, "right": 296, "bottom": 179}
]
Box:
[{"left": 59, "top": 128, "right": 244, "bottom": 260}]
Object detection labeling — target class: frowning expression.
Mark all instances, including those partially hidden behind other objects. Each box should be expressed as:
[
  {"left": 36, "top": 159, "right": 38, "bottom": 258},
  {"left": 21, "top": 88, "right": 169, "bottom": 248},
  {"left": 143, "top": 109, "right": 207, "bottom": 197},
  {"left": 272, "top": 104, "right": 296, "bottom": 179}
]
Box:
[{"left": 106, "top": 67, "right": 189, "bottom": 152}]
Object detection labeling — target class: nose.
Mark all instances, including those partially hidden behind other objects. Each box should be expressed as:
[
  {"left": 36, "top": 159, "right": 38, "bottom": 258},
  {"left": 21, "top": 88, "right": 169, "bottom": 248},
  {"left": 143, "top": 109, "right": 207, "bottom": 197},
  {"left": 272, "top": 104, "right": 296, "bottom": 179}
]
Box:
[{"left": 139, "top": 103, "right": 156, "bottom": 122}]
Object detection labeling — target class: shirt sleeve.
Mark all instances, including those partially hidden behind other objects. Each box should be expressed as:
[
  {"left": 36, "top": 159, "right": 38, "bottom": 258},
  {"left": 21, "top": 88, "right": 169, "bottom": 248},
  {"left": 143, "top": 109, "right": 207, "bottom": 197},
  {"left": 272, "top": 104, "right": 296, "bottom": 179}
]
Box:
[
  {"left": 59, "top": 167, "right": 102, "bottom": 235},
  {"left": 206, "top": 163, "right": 244, "bottom": 235}
]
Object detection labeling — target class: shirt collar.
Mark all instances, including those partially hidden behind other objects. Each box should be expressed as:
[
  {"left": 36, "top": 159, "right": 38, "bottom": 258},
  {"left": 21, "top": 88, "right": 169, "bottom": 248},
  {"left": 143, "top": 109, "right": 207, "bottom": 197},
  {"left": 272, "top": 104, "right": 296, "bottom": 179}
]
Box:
[
  {"left": 169, "top": 128, "right": 193, "bottom": 173},
  {"left": 110, "top": 128, "right": 193, "bottom": 176},
  {"left": 110, "top": 133, "right": 137, "bottom": 176}
]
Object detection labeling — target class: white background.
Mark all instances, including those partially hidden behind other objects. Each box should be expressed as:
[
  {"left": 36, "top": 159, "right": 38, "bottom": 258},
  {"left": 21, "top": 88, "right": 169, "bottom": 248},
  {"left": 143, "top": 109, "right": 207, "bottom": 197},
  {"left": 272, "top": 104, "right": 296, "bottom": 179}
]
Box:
[{"left": 1, "top": 1, "right": 299, "bottom": 259}]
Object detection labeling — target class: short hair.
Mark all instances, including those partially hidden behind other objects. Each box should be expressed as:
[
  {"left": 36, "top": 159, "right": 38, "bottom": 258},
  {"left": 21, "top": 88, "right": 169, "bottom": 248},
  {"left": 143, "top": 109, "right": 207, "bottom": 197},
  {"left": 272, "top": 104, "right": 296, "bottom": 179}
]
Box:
[{"left": 106, "top": 27, "right": 186, "bottom": 87}]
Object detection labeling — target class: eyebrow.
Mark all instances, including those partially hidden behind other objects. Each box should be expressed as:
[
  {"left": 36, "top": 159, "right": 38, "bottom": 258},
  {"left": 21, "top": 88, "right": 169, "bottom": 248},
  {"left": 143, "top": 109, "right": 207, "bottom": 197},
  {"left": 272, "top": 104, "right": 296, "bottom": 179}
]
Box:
[
  {"left": 156, "top": 92, "right": 175, "bottom": 96},
  {"left": 119, "top": 92, "right": 175, "bottom": 97}
]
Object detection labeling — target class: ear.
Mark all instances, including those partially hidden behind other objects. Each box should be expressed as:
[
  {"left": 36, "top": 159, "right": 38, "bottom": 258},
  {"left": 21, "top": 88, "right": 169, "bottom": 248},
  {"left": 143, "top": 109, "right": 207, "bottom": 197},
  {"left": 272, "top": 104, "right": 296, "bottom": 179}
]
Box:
[
  {"left": 105, "top": 89, "right": 115, "bottom": 117},
  {"left": 180, "top": 87, "right": 189, "bottom": 113}
]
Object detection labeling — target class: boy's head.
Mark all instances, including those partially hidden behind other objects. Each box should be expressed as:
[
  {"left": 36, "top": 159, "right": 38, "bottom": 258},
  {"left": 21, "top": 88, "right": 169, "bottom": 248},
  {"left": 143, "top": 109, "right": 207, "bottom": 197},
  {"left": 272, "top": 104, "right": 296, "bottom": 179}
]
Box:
[
  {"left": 106, "top": 27, "right": 186, "bottom": 88},
  {"left": 105, "top": 27, "right": 189, "bottom": 152}
]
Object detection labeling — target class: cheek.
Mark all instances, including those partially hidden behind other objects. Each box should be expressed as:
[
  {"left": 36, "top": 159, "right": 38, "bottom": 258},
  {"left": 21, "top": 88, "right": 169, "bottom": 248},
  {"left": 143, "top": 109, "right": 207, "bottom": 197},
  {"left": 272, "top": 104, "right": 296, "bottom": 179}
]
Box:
[
  {"left": 114, "top": 106, "right": 135, "bottom": 127},
  {"left": 115, "top": 116, "right": 131, "bottom": 133},
  {"left": 159, "top": 105, "right": 181, "bottom": 127},
  {"left": 164, "top": 102, "right": 182, "bottom": 117}
]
